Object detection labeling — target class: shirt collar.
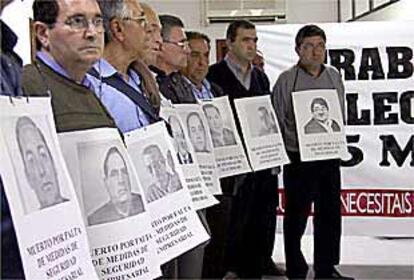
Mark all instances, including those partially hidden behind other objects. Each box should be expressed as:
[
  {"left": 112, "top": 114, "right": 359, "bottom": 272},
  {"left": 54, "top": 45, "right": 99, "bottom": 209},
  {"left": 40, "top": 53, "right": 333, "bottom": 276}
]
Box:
[
  {"left": 224, "top": 53, "right": 253, "bottom": 76},
  {"left": 92, "top": 58, "right": 118, "bottom": 78},
  {"left": 37, "top": 51, "right": 71, "bottom": 78},
  {"left": 182, "top": 76, "right": 213, "bottom": 100},
  {"left": 93, "top": 58, "right": 142, "bottom": 85},
  {"left": 183, "top": 76, "right": 211, "bottom": 90},
  {"left": 37, "top": 51, "right": 92, "bottom": 87}
]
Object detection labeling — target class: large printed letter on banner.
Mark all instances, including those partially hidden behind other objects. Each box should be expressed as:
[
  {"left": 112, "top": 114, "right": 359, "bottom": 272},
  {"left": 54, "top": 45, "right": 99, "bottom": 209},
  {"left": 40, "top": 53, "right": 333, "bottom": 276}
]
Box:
[
  {"left": 59, "top": 128, "right": 161, "bottom": 280},
  {"left": 0, "top": 96, "right": 98, "bottom": 280},
  {"left": 257, "top": 21, "right": 414, "bottom": 235}
]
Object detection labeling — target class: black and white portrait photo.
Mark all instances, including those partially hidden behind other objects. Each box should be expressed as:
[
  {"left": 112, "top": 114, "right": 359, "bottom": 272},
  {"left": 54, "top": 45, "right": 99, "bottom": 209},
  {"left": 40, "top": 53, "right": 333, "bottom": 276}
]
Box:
[
  {"left": 248, "top": 105, "right": 279, "bottom": 137},
  {"left": 142, "top": 145, "right": 183, "bottom": 203},
  {"left": 78, "top": 143, "right": 144, "bottom": 226},
  {"left": 168, "top": 115, "right": 193, "bottom": 165},
  {"left": 14, "top": 116, "right": 69, "bottom": 213},
  {"left": 202, "top": 103, "right": 236, "bottom": 147},
  {"left": 304, "top": 97, "right": 341, "bottom": 134},
  {"left": 186, "top": 112, "right": 211, "bottom": 153}
]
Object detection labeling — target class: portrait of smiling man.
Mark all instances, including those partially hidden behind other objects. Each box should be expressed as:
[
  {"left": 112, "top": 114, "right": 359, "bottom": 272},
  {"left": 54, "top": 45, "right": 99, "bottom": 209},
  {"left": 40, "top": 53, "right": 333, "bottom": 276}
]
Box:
[
  {"left": 15, "top": 116, "right": 69, "bottom": 211},
  {"left": 304, "top": 97, "right": 341, "bottom": 134},
  {"left": 88, "top": 146, "right": 144, "bottom": 226}
]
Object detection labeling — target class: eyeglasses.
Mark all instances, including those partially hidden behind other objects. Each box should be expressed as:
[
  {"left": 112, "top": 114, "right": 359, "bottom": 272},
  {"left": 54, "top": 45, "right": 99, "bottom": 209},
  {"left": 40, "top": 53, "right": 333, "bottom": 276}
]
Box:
[
  {"left": 164, "top": 40, "right": 189, "bottom": 50},
  {"left": 56, "top": 15, "right": 104, "bottom": 32},
  {"left": 123, "top": 15, "right": 148, "bottom": 27},
  {"left": 301, "top": 42, "right": 326, "bottom": 52}
]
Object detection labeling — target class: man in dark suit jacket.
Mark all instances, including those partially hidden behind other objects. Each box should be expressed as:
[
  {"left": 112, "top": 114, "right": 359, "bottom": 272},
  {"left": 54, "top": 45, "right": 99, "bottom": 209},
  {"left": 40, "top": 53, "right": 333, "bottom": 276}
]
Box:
[
  {"left": 88, "top": 147, "right": 144, "bottom": 226},
  {"left": 168, "top": 115, "right": 194, "bottom": 165},
  {"left": 304, "top": 97, "right": 341, "bottom": 134},
  {"left": 207, "top": 20, "right": 282, "bottom": 279},
  {"left": 1, "top": 1, "right": 25, "bottom": 277}
]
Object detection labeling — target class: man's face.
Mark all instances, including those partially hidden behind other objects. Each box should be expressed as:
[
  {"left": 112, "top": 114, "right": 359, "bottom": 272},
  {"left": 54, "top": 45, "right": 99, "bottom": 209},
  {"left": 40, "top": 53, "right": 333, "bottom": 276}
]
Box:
[
  {"left": 182, "top": 38, "right": 209, "bottom": 85},
  {"left": 258, "top": 108, "right": 271, "bottom": 129},
  {"left": 142, "top": 7, "right": 162, "bottom": 65},
  {"left": 44, "top": 0, "right": 104, "bottom": 70},
  {"left": 161, "top": 26, "right": 190, "bottom": 70},
  {"left": 296, "top": 35, "right": 326, "bottom": 68},
  {"left": 228, "top": 27, "right": 257, "bottom": 64},
  {"left": 170, "top": 117, "right": 189, "bottom": 155},
  {"left": 312, "top": 103, "right": 329, "bottom": 122},
  {"left": 187, "top": 114, "right": 206, "bottom": 152},
  {"left": 122, "top": 0, "right": 148, "bottom": 60},
  {"left": 204, "top": 107, "right": 223, "bottom": 135},
  {"left": 144, "top": 148, "right": 168, "bottom": 188},
  {"left": 104, "top": 151, "right": 131, "bottom": 204},
  {"left": 19, "top": 124, "right": 60, "bottom": 208}
]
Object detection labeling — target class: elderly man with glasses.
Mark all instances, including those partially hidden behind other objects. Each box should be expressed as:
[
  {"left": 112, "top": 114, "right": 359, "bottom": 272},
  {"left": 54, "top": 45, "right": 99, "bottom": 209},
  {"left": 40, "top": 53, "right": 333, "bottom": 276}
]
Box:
[
  {"left": 87, "top": 0, "right": 160, "bottom": 133},
  {"left": 23, "top": 0, "right": 116, "bottom": 131},
  {"left": 150, "top": 14, "right": 195, "bottom": 104}
]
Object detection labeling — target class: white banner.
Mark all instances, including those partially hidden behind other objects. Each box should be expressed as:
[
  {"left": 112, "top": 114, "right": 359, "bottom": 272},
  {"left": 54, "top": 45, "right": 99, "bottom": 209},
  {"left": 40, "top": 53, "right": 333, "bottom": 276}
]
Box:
[
  {"left": 124, "top": 122, "right": 210, "bottom": 264},
  {"left": 0, "top": 96, "right": 98, "bottom": 280},
  {"left": 59, "top": 128, "right": 160, "bottom": 280},
  {"left": 234, "top": 95, "right": 289, "bottom": 170},
  {"left": 258, "top": 21, "right": 414, "bottom": 236}
]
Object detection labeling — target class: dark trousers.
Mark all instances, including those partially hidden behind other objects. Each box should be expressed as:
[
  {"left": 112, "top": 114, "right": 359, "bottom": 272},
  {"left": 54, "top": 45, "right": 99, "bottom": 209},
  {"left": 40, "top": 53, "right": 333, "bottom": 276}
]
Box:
[
  {"left": 1, "top": 178, "right": 25, "bottom": 279},
  {"left": 204, "top": 170, "right": 278, "bottom": 279},
  {"left": 283, "top": 152, "right": 341, "bottom": 279}
]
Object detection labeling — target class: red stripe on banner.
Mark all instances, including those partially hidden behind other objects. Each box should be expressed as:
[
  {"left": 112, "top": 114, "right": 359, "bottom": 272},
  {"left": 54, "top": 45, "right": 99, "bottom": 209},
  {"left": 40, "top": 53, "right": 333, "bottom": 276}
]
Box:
[{"left": 276, "top": 189, "right": 414, "bottom": 217}]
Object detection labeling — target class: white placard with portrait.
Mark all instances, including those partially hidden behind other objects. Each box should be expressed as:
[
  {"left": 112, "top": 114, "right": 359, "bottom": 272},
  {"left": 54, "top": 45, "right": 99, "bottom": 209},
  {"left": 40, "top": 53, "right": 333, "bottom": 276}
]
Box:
[
  {"left": 124, "top": 122, "right": 210, "bottom": 264},
  {"left": 59, "top": 128, "right": 160, "bottom": 280},
  {"left": 201, "top": 96, "right": 251, "bottom": 178},
  {"left": 234, "top": 95, "right": 290, "bottom": 170},
  {"left": 160, "top": 107, "right": 219, "bottom": 210},
  {"left": 292, "top": 89, "right": 347, "bottom": 161},
  {"left": 0, "top": 96, "right": 98, "bottom": 280},
  {"left": 173, "top": 103, "right": 222, "bottom": 195}
]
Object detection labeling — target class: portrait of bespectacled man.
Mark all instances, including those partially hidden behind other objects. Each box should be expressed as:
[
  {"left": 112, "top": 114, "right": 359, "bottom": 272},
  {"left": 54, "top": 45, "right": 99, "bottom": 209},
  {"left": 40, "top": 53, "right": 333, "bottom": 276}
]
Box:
[
  {"left": 304, "top": 97, "right": 341, "bottom": 135},
  {"left": 142, "top": 144, "right": 183, "bottom": 203},
  {"left": 15, "top": 116, "right": 69, "bottom": 212}
]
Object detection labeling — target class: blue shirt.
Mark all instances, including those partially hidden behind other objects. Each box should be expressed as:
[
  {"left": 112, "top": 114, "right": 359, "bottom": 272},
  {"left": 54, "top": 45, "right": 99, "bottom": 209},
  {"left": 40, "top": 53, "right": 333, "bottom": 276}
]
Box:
[
  {"left": 87, "top": 59, "right": 151, "bottom": 133},
  {"left": 36, "top": 51, "right": 93, "bottom": 88},
  {"left": 182, "top": 76, "right": 214, "bottom": 101}
]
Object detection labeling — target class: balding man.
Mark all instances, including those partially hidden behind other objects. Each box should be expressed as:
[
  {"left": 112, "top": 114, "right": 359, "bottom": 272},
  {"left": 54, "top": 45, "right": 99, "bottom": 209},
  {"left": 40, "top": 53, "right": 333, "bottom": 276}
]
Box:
[
  {"left": 152, "top": 14, "right": 195, "bottom": 104},
  {"left": 131, "top": 2, "right": 162, "bottom": 112}
]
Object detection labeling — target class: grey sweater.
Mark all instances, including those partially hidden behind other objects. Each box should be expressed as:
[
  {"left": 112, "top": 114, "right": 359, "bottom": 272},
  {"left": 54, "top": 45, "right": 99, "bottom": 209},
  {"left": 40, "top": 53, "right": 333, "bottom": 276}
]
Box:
[{"left": 272, "top": 64, "right": 345, "bottom": 153}]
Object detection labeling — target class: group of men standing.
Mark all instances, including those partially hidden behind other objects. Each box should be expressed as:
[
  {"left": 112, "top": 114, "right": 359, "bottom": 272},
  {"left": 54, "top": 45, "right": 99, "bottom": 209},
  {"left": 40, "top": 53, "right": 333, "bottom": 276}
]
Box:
[{"left": 1, "top": 0, "right": 353, "bottom": 279}]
